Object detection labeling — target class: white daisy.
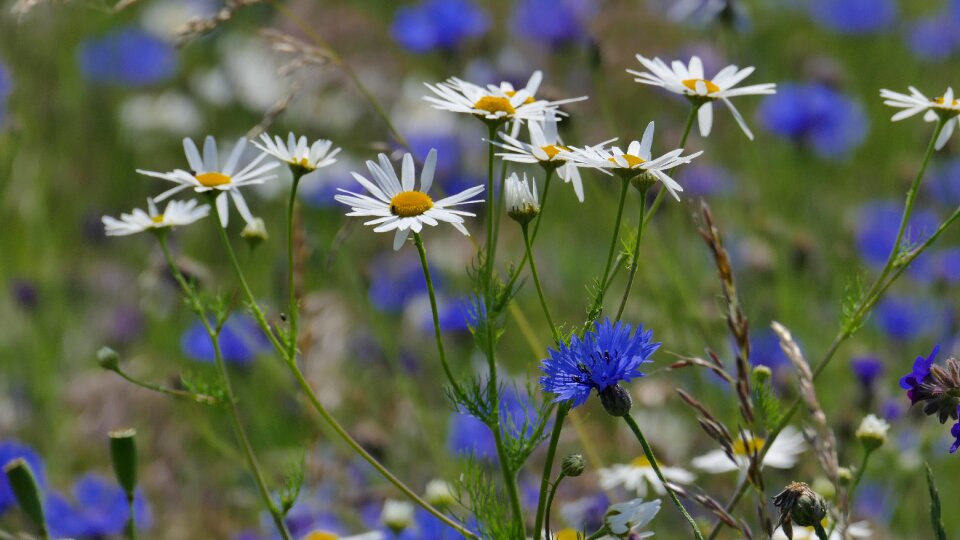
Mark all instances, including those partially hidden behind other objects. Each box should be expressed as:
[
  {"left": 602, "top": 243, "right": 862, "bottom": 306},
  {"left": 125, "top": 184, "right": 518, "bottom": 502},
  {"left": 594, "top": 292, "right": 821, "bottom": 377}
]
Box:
[
  {"left": 102, "top": 198, "right": 210, "bottom": 236},
  {"left": 380, "top": 499, "right": 415, "bottom": 532},
  {"left": 493, "top": 111, "right": 606, "bottom": 202},
  {"left": 424, "top": 72, "right": 581, "bottom": 126},
  {"left": 628, "top": 54, "right": 776, "bottom": 140},
  {"left": 691, "top": 426, "right": 807, "bottom": 473},
  {"left": 505, "top": 172, "right": 540, "bottom": 225},
  {"left": 137, "top": 136, "right": 280, "bottom": 228},
  {"left": 880, "top": 86, "right": 960, "bottom": 150},
  {"left": 772, "top": 519, "right": 872, "bottom": 540},
  {"left": 488, "top": 70, "right": 588, "bottom": 136},
  {"left": 566, "top": 121, "right": 702, "bottom": 200},
  {"left": 252, "top": 132, "right": 342, "bottom": 178},
  {"left": 604, "top": 498, "right": 660, "bottom": 539},
  {"left": 334, "top": 149, "right": 485, "bottom": 250},
  {"left": 598, "top": 455, "right": 696, "bottom": 497}
]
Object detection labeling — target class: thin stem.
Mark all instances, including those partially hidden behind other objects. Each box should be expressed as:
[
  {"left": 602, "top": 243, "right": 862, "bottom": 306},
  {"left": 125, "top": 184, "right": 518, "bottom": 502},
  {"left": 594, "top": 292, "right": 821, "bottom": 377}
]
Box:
[
  {"left": 596, "top": 178, "right": 631, "bottom": 310},
  {"left": 113, "top": 366, "right": 218, "bottom": 405},
  {"left": 544, "top": 471, "right": 566, "bottom": 540},
  {"left": 522, "top": 223, "right": 559, "bottom": 342},
  {"left": 286, "top": 169, "right": 304, "bottom": 361},
  {"left": 623, "top": 415, "right": 703, "bottom": 540},
  {"left": 485, "top": 123, "right": 498, "bottom": 297},
  {"left": 490, "top": 158, "right": 510, "bottom": 280},
  {"left": 642, "top": 104, "right": 698, "bottom": 229},
  {"left": 813, "top": 523, "right": 829, "bottom": 540},
  {"left": 413, "top": 233, "right": 463, "bottom": 395},
  {"left": 126, "top": 495, "right": 137, "bottom": 540},
  {"left": 615, "top": 189, "right": 648, "bottom": 321},
  {"left": 533, "top": 405, "right": 569, "bottom": 540},
  {"left": 162, "top": 232, "right": 292, "bottom": 540},
  {"left": 492, "top": 425, "right": 526, "bottom": 537},
  {"left": 497, "top": 168, "right": 554, "bottom": 311}
]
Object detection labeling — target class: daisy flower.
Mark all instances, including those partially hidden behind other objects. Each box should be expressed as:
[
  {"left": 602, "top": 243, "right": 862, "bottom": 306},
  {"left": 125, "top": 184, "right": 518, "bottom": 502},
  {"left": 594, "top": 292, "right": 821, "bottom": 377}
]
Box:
[
  {"left": 252, "top": 132, "right": 341, "bottom": 178},
  {"left": 504, "top": 172, "right": 540, "bottom": 225},
  {"left": 603, "top": 498, "right": 660, "bottom": 539},
  {"left": 567, "top": 122, "right": 702, "bottom": 200},
  {"left": 691, "top": 426, "right": 807, "bottom": 473},
  {"left": 488, "top": 70, "right": 588, "bottom": 136},
  {"left": 102, "top": 198, "right": 209, "bottom": 236},
  {"left": 628, "top": 54, "right": 776, "bottom": 140},
  {"left": 137, "top": 136, "right": 279, "bottom": 228},
  {"left": 334, "top": 149, "right": 485, "bottom": 250},
  {"left": 493, "top": 111, "right": 604, "bottom": 202},
  {"left": 540, "top": 318, "right": 659, "bottom": 409},
  {"left": 598, "top": 456, "right": 695, "bottom": 496},
  {"left": 880, "top": 86, "right": 960, "bottom": 150}
]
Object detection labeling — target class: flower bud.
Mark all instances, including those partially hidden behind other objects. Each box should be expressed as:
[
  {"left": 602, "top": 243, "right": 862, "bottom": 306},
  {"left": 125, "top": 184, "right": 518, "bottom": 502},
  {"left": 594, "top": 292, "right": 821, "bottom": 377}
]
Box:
[
  {"left": 811, "top": 476, "right": 836, "bottom": 500},
  {"left": 630, "top": 171, "right": 658, "bottom": 193},
  {"left": 424, "top": 479, "right": 455, "bottom": 508},
  {"left": 561, "top": 454, "right": 586, "bottom": 477},
  {"left": 837, "top": 467, "right": 853, "bottom": 486},
  {"left": 855, "top": 414, "right": 889, "bottom": 452},
  {"left": 97, "top": 346, "right": 120, "bottom": 372},
  {"left": 3, "top": 458, "right": 47, "bottom": 534},
  {"left": 109, "top": 428, "right": 138, "bottom": 496},
  {"left": 772, "top": 482, "right": 827, "bottom": 539},
  {"left": 752, "top": 365, "right": 773, "bottom": 383},
  {"left": 505, "top": 172, "right": 540, "bottom": 225},
  {"left": 240, "top": 217, "right": 268, "bottom": 248},
  {"left": 381, "top": 499, "right": 414, "bottom": 534},
  {"left": 599, "top": 384, "right": 633, "bottom": 417}
]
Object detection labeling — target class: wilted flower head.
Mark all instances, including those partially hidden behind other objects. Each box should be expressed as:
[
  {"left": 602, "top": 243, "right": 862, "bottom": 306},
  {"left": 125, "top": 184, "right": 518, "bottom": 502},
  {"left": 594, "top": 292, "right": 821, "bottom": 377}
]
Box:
[
  {"left": 540, "top": 319, "right": 659, "bottom": 409},
  {"left": 899, "top": 344, "right": 960, "bottom": 424},
  {"left": 772, "top": 482, "right": 827, "bottom": 540}
]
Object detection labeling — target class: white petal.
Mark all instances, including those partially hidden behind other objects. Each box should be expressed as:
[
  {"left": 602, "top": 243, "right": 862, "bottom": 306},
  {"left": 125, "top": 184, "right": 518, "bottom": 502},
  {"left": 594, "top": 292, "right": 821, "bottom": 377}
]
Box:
[
  {"left": 216, "top": 192, "right": 229, "bottom": 228},
  {"left": 420, "top": 148, "right": 437, "bottom": 193},
  {"left": 698, "top": 103, "right": 714, "bottom": 137},
  {"left": 393, "top": 228, "right": 411, "bottom": 250}
]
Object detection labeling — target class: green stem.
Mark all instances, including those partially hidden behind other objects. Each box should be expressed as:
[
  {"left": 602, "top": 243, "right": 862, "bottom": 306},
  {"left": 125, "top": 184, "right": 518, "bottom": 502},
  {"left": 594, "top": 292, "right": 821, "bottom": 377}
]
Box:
[
  {"left": 413, "top": 233, "right": 463, "bottom": 395},
  {"left": 496, "top": 168, "right": 554, "bottom": 311},
  {"left": 615, "top": 189, "right": 648, "bottom": 321},
  {"left": 286, "top": 170, "right": 304, "bottom": 361},
  {"left": 642, "top": 104, "right": 698, "bottom": 229},
  {"left": 522, "top": 223, "right": 559, "bottom": 342},
  {"left": 623, "top": 415, "right": 703, "bottom": 540},
  {"left": 485, "top": 123, "right": 498, "bottom": 298},
  {"left": 161, "top": 232, "right": 292, "bottom": 540},
  {"left": 543, "top": 471, "right": 566, "bottom": 540},
  {"left": 113, "top": 366, "right": 218, "bottom": 404},
  {"left": 126, "top": 495, "right": 137, "bottom": 540},
  {"left": 492, "top": 425, "right": 526, "bottom": 537},
  {"left": 596, "top": 178, "right": 631, "bottom": 311},
  {"left": 533, "top": 404, "right": 569, "bottom": 540}
]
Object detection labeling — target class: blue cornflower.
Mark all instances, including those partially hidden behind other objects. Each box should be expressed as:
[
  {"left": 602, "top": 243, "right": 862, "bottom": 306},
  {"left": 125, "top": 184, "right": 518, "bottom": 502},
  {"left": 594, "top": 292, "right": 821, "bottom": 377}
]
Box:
[
  {"left": 180, "top": 314, "right": 270, "bottom": 365},
  {"left": 874, "top": 295, "right": 939, "bottom": 341},
  {"left": 748, "top": 328, "right": 791, "bottom": 370},
  {"left": 905, "top": 15, "right": 960, "bottom": 62},
  {"left": 951, "top": 406, "right": 960, "bottom": 453},
  {"left": 0, "top": 60, "right": 11, "bottom": 128},
  {"left": 678, "top": 163, "right": 733, "bottom": 197},
  {"left": 416, "top": 295, "right": 472, "bottom": 334},
  {"left": 899, "top": 344, "right": 939, "bottom": 404},
  {"left": 933, "top": 248, "right": 960, "bottom": 283},
  {"left": 850, "top": 356, "right": 884, "bottom": 385},
  {"left": 45, "top": 474, "right": 150, "bottom": 538},
  {"left": 78, "top": 27, "right": 177, "bottom": 86},
  {"left": 854, "top": 201, "right": 937, "bottom": 280},
  {"left": 953, "top": 0, "right": 960, "bottom": 21},
  {"left": 926, "top": 158, "right": 960, "bottom": 207},
  {"left": 512, "top": 0, "right": 596, "bottom": 48},
  {"left": 808, "top": 0, "right": 897, "bottom": 34},
  {"left": 391, "top": 0, "right": 489, "bottom": 54},
  {"left": 407, "top": 132, "right": 462, "bottom": 181},
  {"left": 448, "top": 388, "right": 543, "bottom": 460},
  {"left": 757, "top": 82, "right": 868, "bottom": 159},
  {"left": 0, "top": 441, "right": 45, "bottom": 515},
  {"left": 368, "top": 254, "right": 433, "bottom": 313},
  {"left": 540, "top": 319, "right": 659, "bottom": 408}
]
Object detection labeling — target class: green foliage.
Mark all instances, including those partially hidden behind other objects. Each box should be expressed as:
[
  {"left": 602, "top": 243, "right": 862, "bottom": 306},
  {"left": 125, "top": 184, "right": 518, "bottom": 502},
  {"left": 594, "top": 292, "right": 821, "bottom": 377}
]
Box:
[
  {"left": 925, "top": 463, "right": 948, "bottom": 540},
  {"left": 752, "top": 369, "right": 782, "bottom": 433},
  {"left": 279, "top": 450, "right": 306, "bottom": 517},
  {"left": 839, "top": 273, "right": 868, "bottom": 337},
  {"left": 180, "top": 370, "right": 228, "bottom": 405},
  {"left": 456, "top": 456, "right": 521, "bottom": 539}
]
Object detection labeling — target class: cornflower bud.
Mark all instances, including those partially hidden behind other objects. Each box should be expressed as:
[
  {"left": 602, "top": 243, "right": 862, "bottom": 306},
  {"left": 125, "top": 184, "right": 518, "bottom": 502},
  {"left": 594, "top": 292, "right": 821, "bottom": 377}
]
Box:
[{"left": 561, "top": 454, "right": 586, "bottom": 477}]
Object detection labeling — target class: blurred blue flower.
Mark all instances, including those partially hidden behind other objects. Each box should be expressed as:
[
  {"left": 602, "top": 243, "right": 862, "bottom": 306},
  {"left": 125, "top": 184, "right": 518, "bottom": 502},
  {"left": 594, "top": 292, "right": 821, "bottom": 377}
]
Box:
[
  {"left": 953, "top": 0, "right": 960, "bottom": 21},
  {"left": 951, "top": 406, "right": 960, "bottom": 453},
  {"left": 933, "top": 248, "right": 960, "bottom": 283},
  {"left": 679, "top": 163, "right": 733, "bottom": 198},
  {"left": 905, "top": 15, "right": 960, "bottom": 62},
  {"left": 854, "top": 201, "right": 938, "bottom": 279},
  {"left": 368, "top": 254, "right": 433, "bottom": 313},
  {"left": 9, "top": 278, "right": 38, "bottom": 311},
  {"left": 512, "top": 0, "right": 596, "bottom": 48},
  {"left": 46, "top": 474, "right": 150, "bottom": 538},
  {"left": 0, "top": 60, "right": 11, "bottom": 128},
  {"left": 560, "top": 492, "right": 610, "bottom": 533},
  {"left": 808, "top": 0, "right": 897, "bottom": 34},
  {"left": 747, "top": 328, "right": 791, "bottom": 370},
  {"left": 300, "top": 160, "right": 357, "bottom": 209},
  {"left": 925, "top": 158, "right": 960, "bottom": 207},
  {"left": 667, "top": 0, "right": 750, "bottom": 30},
  {"left": 391, "top": 0, "right": 489, "bottom": 53},
  {"left": 448, "top": 388, "right": 543, "bottom": 460},
  {"left": 0, "top": 441, "right": 45, "bottom": 515},
  {"left": 78, "top": 27, "right": 177, "bottom": 86},
  {"left": 180, "top": 314, "right": 270, "bottom": 365},
  {"left": 407, "top": 133, "right": 462, "bottom": 181},
  {"left": 540, "top": 319, "right": 658, "bottom": 408},
  {"left": 850, "top": 356, "right": 884, "bottom": 385},
  {"left": 757, "top": 82, "right": 868, "bottom": 159},
  {"left": 416, "top": 295, "right": 472, "bottom": 334},
  {"left": 881, "top": 397, "right": 904, "bottom": 420},
  {"left": 854, "top": 482, "right": 894, "bottom": 524},
  {"left": 874, "top": 295, "right": 939, "bottom": 341}
]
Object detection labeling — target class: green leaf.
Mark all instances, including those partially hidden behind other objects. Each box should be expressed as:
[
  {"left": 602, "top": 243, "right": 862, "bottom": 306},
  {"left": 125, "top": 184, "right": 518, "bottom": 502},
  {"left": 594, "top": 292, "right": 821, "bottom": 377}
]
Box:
[{"left": 925, "top": 462, "right": 948, "bottom": 540}]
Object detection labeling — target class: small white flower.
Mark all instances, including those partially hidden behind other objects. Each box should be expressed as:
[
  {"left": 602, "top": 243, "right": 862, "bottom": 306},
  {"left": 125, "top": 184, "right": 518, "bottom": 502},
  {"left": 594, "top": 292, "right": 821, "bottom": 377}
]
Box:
[
  {"left": 855, "top": 413, "right": 890, "bottom": 448},
  {"left": 505, "top": 172, "right": 540, "bottom": 224},
  {"left": 567, "top": 121, "right": 702, "bottom": 200},
  {"left": 772, "top": 519, "right": 872, "bottom": 540},
  {"left": 598, "top": 456, "right": 696, "bottom": 497},
  {"left": 493, "top": 111, "right": 605, "bottom": 202},
  {"left": 604, "top": 498, "right": 661, "bottom": 538},
  {"left": 628, "top": 55, "right": 776, "bottom": 140},
  {"left": 424, "top": 479, "right": 456, "bottom": 507},
  {"left": 488, "top": 70, "right": 588, "bottom": 136},
  {"left": 380, "top": 499, "right": 415, "bottom": 532},
  {"left": 253, "top": 132, "right": 342, "bottom": 177},
  {"left": 137, "top": 136, "right": 280, "bottom": 228},
  {"left": 102, "top": 198, "right": 209, "bottom": 236},
  {"left": 692, "top": 426, "right": 807, "bottom": 473},
  {"left": 880, "top": 86, "right": 960, "bottom": 150},
  {"left": 334, "top": 149, "right": 485, "bottom": 250}
]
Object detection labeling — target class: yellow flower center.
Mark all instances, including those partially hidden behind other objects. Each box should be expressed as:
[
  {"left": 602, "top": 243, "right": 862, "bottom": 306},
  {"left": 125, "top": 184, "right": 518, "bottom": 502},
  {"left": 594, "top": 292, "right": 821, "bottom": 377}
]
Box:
[
  {"left": 682, "top": 78, "right": 721, "bottom": 94},
  {"left": 195, "top": 172, "right": 232, "bottom": 187},
  {"left": 474, "top": 96, "right": 517, "bottom": 116},
  {"left": 151, "top": 215, "right": 165, "bottom": 224},
  {"left": 294, "top": 157, "right": 315, "bottom": 170},
  {"left": 390, "top": 191, "right": 434, "bottom": 217},
  {"left": 733, "top": 437, "right": 765, "bottom": 456},
  {"left": 608, "top": 154, "right": 646, "bottom": 168},
  {"left": 934, "top": 96, "right": 960, "bottom": 107},
  {"left": 303, "top": 532, "right": 339, "bottom": 540},
  {"left": 630, "top": 455, "right": 652, "bottom": 467},
  {"left": 555, "top": 529, "right": 582, "bottom": 540},
  {"left": 505, "top": 89, "right": 536, "bottom": 105},
  {"left": 541, "top": 145, "right": 570, "bottom": 159}
]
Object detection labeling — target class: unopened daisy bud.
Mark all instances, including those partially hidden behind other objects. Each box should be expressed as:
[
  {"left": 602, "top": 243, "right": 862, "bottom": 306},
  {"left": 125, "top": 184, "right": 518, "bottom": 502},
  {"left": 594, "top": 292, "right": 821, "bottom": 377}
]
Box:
[
  {"left": 811, "top": 476, "right": 836, "bottom": 500},
  {"left": 837, "top": 467, "right": 853, "bottom": 486},
  {"left": 772, "top": 482, "right": 827, "bottom": 539},
  {"left": 424, "top": 479, "right": 455, "bottom": 508},
  {"left": 109, "top": 428, "right": 138, "bottom": 496},
  {"left": 599, "top": 384, "right": 633, "bottom": 417},
  {"left": 505, "top": 172, "right": 540, "bottom": 225},
  {"left": 381, "top": 499, "right": 414, "bottom": 533},
  {"left": 240, "top": 217, "right": 268, "bottom": 248},
  {"left": 561, "top": 454, "right": 586, "bottom": 477},
  {"left": 3, "top": 458, "right": 47, "bottom": 534},
  {"left": 630, "top": 171, "right": 659, "bottom": 193},
  {"left": 97, "top": 346, "right": 120, "bottom": 372},
  {"left": 855, "top": 414, "right": 890, "bottom": 452},
  {"left": 752, "top": 365, "right": 773, "bottom": 383}
]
